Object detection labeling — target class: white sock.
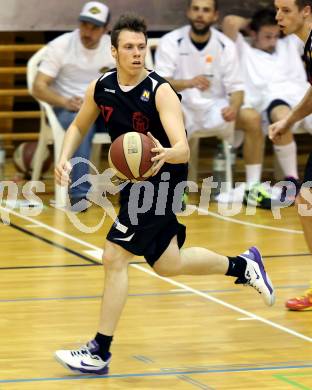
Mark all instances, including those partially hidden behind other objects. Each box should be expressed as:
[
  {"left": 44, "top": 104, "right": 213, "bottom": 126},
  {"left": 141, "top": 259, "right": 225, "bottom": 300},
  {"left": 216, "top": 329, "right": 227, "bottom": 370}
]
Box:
[
  {"left": 246, "top": 164, "right": 262, "bottom": 185},
  {"left": 273, "top": 141, "right": 298, "bottom": 179}
]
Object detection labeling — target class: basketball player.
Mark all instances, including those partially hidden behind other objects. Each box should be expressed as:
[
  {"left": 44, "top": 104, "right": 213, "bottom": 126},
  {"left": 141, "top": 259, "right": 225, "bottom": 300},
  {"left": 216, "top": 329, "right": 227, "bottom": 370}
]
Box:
[
  {"left": 269, "top": 0, "right": 312, "bottom": 310},
  {"left": 154, "top": 0, "right": 274, "bottom": 209},
  {"left": 223, "top": 9, "right": 311, "bottom": 196},
  {"left": 54, "top": 14, "right": 275, "bottom": 374},
  {"left": 33, "top": 1, "right": 115, "bottom": 210}
]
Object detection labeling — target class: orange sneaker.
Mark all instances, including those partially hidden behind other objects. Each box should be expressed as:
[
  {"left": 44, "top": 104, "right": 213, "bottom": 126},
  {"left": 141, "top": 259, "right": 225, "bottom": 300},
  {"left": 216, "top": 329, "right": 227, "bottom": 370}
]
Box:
[{"left": 285, "top": 288, "right": 312, "bottom": 311}]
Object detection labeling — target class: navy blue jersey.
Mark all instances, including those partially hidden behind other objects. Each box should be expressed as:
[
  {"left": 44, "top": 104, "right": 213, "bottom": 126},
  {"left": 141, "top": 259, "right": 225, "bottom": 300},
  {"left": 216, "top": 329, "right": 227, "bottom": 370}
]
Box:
[
  {"left": 94, "top": 68, "right": 188, "bottom": 181},
  {"left": 94, "top": 69, "right": 180, "bottom": 148}
]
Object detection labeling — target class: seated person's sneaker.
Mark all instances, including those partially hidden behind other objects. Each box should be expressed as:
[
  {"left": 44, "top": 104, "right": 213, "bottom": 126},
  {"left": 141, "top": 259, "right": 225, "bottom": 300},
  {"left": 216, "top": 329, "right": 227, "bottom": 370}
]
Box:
[
  {"left": 235, "top": 247, "right": 275, "bottom": 306},
  {"left": 243, "top": 183, "right": 274, "bottom": 209},
  {"left": 280, "top": 176, "right": 301, "bottom": 202},
  {"left": 285, "top": 287, "right": 312, "bottom": 311},
  {"left": 55, "top": 340, "right": 111, "bottom": 374}
]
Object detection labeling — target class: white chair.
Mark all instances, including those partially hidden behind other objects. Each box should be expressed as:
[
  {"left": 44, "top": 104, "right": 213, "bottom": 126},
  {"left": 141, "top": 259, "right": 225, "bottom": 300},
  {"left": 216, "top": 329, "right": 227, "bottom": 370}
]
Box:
[
  {"left": 27, "top": 46, "right": 111, "bottom": 206},
  {"left": 188, "top": 126, "right": 234, "bottom": 191}
]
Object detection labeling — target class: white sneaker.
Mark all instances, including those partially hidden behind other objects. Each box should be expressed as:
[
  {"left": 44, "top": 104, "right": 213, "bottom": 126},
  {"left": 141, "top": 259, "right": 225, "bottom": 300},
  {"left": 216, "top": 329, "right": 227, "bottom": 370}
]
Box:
[
  {"left": 236, "top": 246, "right": 275, "bottom": 306},
  {"left": 55, "top": 340, "right": 111, "bottom": 374}
]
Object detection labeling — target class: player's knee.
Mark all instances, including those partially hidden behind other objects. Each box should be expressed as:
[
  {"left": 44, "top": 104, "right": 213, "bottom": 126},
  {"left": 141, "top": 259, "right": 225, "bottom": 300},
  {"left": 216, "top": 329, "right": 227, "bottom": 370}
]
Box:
[
  {"left": 154, "top": 266, "right": 177, "bottom": 277},
  {"left": 102, "top": 243, "right": 131, "bottom": 271},
  {"left": 153, "top": 259, "right": 181, "bottom": 277},
  {"left": 239, "top": 109, "right": 262, "bottom": 134}
]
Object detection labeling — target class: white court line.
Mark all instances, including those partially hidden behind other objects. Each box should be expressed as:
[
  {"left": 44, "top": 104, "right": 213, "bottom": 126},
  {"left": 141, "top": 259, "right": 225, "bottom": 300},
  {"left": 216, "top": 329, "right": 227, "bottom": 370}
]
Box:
[
  {"left": 2, "top": 205, "right": 311, "bottom": 344},
  {"left": 0, "top": 206, "right": 100, "bottom": 251},
  {"left": 190, "top": 206, "right": 303, "bottom": 235}
]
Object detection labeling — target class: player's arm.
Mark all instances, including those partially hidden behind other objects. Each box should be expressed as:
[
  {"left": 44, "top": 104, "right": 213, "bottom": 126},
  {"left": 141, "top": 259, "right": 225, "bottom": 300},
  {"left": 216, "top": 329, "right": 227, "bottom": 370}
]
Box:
[
  {"left": 287, "top": 86, "right": 312, "bottom": 123},
  {"left": 149, "top": 83, "right": 190, "bottom": 174},
  {"left": 222, "top": 15, "right": 251, "bottom": 41},
  {"left": 55, "top": 80, "right": 100, "bottom": 185},
  {"left": 269, "top": 86, "right": 312, "bottom": 141}
]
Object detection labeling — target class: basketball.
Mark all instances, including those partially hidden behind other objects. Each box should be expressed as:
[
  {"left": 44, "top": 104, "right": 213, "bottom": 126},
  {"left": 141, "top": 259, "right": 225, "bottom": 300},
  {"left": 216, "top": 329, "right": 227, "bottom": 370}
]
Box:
[
  {"left": 108, "top": 132, "right": 156, "bottom": 182},
  {"left": 13, "top": 142, "right": 52, "bottom": 178}
]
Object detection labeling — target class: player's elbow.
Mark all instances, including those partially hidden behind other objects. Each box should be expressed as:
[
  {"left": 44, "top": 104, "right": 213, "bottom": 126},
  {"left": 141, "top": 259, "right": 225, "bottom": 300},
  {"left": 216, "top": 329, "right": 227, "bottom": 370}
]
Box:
[{"left": 182, "top": 144, "right": 190, "bottom": 163}]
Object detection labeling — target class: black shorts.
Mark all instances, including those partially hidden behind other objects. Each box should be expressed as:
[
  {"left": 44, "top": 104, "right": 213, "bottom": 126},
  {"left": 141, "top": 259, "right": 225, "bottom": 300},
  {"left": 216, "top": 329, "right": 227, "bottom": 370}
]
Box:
[
  {"left": 266, "top": 99, "right": 290, "bottom": 124},
  {"left": 106, "top": 163, "right": 188, "bottom": 267},
  {"left": 304, "top": 152, "right": 312, "bottom": 182}
]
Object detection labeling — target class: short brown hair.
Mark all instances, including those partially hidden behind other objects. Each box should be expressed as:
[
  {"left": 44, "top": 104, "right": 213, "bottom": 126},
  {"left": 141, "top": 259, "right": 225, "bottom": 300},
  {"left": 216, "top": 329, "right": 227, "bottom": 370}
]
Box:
[
  {"left": 111, "top": 14, "right": 147, "bottom": 48},
  {"left": 295, "top": 0, "right": 312, "bottom": 10}
]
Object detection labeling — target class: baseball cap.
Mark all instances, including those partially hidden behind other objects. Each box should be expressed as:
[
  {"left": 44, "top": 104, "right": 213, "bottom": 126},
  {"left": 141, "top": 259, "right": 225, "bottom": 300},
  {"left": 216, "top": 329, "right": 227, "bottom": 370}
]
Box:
[{"left": 79, "top": 1, "right": 110, "bottom": 27}]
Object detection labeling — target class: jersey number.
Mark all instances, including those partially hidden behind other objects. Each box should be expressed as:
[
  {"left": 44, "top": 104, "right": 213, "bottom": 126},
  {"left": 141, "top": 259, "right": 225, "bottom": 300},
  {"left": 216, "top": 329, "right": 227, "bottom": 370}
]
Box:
[{"left": 100, "top": 106, "right": 114, "bottom": 123}]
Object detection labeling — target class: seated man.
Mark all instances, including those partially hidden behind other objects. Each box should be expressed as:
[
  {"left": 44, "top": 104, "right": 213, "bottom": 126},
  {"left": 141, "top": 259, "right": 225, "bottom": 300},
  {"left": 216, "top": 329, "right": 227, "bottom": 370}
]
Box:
[
  {"left": 33, "top": 1, "right": 115, "bottom": 209},
  {"left": 154, "top": 0, "right": 273, "bottom": 208},
  {"left": 223, "top": 8, "right": 312, "bottom": 195}
]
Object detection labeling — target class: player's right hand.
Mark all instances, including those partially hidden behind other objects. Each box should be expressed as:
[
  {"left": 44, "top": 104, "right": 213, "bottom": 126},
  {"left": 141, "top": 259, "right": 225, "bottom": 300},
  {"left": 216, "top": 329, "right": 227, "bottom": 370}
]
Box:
[{"left": 55, "top": 160, "right": 72, "bottom": 186}]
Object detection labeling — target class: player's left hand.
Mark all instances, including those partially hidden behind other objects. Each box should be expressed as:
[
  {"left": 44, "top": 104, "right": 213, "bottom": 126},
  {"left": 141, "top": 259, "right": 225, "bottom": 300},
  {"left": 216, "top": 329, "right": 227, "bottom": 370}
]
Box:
[{"left": 147, "top": 132, "right": 167, "bottom": 176}]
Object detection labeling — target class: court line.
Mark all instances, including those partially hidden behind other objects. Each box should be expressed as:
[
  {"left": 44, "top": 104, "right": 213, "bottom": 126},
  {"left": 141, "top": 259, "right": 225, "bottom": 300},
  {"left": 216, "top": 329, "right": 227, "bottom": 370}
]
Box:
[
  {"left": 0, "top": 261, "right": 144, "bottom": 271},
  {"left": 2, "top": 206, "right": 312, "bottom": 344},
  {"left": 274, "top": 373, "right": 312, "bottom": 390},
  {"left": 0, "top": 264, "right": 97, "bottom": 270},
  {"left": 193, "top": 206, "right": 303, "bottom": 234},
  {"left": 0, "top": 283, "right": 308, "bottom": 304},
  {"left": 131, "top": 264, "right": 312, "bottom": 343},
  {"left": 177, "top": 374, "right": 213, "bottom": 390},
  {"left": 1, "top": 363, "right": 312, "bottom": 384},
  {"left": 6, "top": 220, "right": 98, "bottom": 265}
]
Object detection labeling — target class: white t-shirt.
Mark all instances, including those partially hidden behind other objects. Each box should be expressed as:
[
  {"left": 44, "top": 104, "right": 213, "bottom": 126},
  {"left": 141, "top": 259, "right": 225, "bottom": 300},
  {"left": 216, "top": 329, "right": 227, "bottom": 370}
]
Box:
[
  {"left": 236, "top": 32, "right": 309, "bottom": 112},
  {"left": 155, "top": 26, "right": 244, "bottom": 112},
  {"left": 39, "top": 29, "right": 115, "bottom": 98}
]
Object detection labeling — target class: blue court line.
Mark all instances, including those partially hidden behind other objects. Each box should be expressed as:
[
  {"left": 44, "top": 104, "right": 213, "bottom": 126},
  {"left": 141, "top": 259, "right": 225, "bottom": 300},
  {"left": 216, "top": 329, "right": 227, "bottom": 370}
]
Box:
[
  {"left": 0, "top": 289, "right": 236, "bottom": 303},
  {"left": 1, "top": 364, "right": 312, "bottom": 384},
  {"left": 0, "top": 283, "right": 309, "bottom": 304}
]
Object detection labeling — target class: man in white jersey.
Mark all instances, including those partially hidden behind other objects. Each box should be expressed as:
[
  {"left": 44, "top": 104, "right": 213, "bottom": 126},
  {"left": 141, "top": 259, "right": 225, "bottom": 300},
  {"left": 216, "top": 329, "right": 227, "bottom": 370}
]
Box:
[
  {"left": 155, "top": 0, "right": 274, "bottom": 209},
  {"left": 33, "top": 1, "right": 115, "bottom": 210},
  {"left": 223, "top": 8, "right": 312, "bottom": 198}
]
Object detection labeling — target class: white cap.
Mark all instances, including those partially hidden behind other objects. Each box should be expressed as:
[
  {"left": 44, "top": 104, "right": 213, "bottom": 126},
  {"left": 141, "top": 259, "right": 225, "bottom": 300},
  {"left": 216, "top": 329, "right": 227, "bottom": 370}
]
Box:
[{"left": 79, "top": 1, "right": 110, "bottom": 27}]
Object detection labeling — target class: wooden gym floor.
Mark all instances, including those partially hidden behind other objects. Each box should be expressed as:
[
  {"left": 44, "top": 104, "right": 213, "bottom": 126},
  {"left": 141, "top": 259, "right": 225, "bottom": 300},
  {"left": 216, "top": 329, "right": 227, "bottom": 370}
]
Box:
[{"left": 1, "top": 153, "right": 312, "bottom": 390}]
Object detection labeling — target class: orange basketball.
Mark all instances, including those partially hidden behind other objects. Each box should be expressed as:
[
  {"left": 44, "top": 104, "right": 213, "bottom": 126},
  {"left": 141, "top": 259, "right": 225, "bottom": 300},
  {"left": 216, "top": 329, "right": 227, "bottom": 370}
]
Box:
[{"left": 108, "top": 132, "right": 156, "bottom": 182}]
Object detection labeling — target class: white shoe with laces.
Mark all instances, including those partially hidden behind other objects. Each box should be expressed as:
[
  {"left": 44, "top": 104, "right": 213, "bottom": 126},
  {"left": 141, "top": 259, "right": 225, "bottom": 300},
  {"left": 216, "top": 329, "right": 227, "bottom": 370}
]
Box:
[
  {"left": 235, "top": 246, "right": 275, "bottom": 306},
  {"left": 55, "top": 340, "right": 111, "bottom": 375}
]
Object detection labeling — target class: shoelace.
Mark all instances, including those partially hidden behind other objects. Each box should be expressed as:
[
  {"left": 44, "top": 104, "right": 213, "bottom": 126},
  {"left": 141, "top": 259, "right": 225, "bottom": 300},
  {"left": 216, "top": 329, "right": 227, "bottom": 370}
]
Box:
[
  {"left": 71, "top": 346, "right": 100, "bottom": 360},
  {"left": 245, "top": 279, "right": 262, "bottom": 294}
]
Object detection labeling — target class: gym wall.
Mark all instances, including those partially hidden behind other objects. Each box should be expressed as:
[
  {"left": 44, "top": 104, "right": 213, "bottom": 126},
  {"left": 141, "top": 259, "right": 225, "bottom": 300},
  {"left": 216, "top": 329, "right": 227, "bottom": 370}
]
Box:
[{"left": 0, "top": 0, "right": 274, "bottom": 32}]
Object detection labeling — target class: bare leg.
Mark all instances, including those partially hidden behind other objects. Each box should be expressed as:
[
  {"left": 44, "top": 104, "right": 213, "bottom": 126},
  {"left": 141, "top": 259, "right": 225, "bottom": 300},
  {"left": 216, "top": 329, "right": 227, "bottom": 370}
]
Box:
[
  {"left": 236, "top": 108, "right": 264, "bottom": 165},
  {"left": 98, "top": 241, "right": 134, "bottom": 335},
  {"left": 270, "top": 105, "right": 298, "bottom": 180},
  {"left": 270, "top": 105, "right": 294, "bottom": 146},
  {"left": 153, "top": 236, "right": 229, "bottom": 277},
  {"left": 296, "top": 190, "right": 312, "bottom": 252}
]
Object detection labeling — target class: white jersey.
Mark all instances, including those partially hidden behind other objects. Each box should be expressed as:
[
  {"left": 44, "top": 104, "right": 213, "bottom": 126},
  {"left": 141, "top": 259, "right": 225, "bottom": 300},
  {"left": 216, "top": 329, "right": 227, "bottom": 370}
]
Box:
[
  {"left": 38, "top": 29, "right": 115, "bottom": 98},
  {"left": 155, "top": 26, "right": 244, "bottom": 112},
  {"left": 236, "top": 33, "right": 309, "bottom": 112}
]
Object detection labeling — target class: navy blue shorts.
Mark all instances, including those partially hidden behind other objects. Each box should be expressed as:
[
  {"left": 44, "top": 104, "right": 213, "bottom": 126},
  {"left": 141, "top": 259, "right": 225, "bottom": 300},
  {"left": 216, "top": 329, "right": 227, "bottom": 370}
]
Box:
[{"left": 106, "top": 164, "right": 188, "bottom": 267}]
